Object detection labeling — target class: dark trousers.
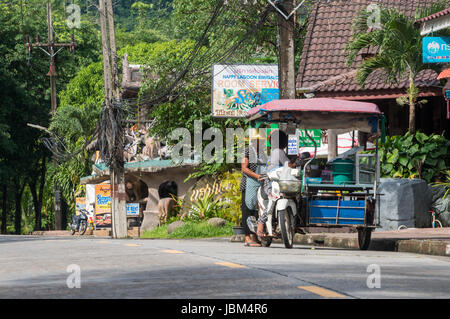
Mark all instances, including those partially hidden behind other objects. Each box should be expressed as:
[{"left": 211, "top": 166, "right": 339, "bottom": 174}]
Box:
[{"left": 241, "top": 189, "right": 258, "bottom": 236}]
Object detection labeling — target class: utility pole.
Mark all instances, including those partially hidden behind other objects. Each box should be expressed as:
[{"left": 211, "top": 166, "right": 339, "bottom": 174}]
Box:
[
  {"left": 275, "top": 0, "right": 296, "bottom": 99},
  {"left": 26, "top": 1, "right": 76, "bottom": 230},
  {"left": 99, "top": 0, "right": 127, "bottom": 238}
]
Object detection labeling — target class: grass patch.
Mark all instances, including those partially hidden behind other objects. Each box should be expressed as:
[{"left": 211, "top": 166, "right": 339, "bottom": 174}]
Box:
[{"left": 141, "top": 220, "right": 234, "bottom": 239}]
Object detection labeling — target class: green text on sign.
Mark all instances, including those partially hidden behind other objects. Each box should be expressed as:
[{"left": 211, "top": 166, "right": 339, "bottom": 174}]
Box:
[{"left": 299, "top": 129, "right": 321, "bottom": 147}]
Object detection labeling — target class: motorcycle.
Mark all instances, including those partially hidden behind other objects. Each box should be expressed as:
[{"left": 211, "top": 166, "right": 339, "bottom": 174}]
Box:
[
  {"left": 248, "top": 152, "right": 311, "bottom": 248},
  {"left": 69, "top": 209, "right": 92, "bottom": 235}
]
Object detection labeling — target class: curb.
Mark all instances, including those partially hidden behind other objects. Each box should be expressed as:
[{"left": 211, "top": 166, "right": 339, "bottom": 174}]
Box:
[
  {"left": 396, "top": 239, "right": 450, "bottom": 257},
  {"left": 230, "top": 234, "right": 450, "bottom": 257}
]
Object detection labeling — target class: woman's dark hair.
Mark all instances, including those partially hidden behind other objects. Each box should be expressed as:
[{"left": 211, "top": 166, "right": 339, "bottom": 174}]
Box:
[{"left": 269, "top": 129, "right": 288, "bottom": 149}]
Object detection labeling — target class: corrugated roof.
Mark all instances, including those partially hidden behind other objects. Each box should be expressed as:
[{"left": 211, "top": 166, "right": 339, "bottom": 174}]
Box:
[
  {"left": 296, "top": 0, "right": 441, "bottom": 97},
  {"left": 247, "top": 98, "right": 380, "bottom": 117}
]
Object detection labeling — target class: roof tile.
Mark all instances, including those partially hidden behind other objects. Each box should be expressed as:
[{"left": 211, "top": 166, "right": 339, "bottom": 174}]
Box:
[{"left": 296, "top": 0, "right": 441, "bottom": 95}]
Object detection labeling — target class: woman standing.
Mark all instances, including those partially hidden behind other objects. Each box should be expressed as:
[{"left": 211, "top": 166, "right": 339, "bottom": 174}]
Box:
[{"left": 240, "top": 130, "right": 266, "bottom": 247}]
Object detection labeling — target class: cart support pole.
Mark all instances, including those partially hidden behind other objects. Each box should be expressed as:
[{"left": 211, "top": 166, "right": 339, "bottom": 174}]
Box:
[{"left": 327, "top": 130, "right": 338, "bottom": 162}]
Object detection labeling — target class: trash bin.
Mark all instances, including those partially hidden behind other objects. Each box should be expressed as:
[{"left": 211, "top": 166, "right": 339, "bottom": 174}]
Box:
[{"left": 332, "top": 158, "right": 354, "bottom": 185}]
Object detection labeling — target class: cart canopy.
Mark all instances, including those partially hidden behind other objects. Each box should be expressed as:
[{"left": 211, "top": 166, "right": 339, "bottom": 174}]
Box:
[{"left": 247, "top": 98, "right": 381, "bottom": 133}]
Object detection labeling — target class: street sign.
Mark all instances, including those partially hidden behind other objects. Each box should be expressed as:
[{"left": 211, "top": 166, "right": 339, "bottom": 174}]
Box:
[
  {"left": 212, "top": 64, "right": 279, "bottom": 118},
  {"left": 445, "top": 90, "right": 450, "bottom": 99},
  {"left": 298, "top": 129, "right": 321, "bottom": 147},
  {"left": 287, "top": 134, "right": 299, "bottom": 155},
  {"left": 126, "top": 203, "right": 140, "bottom": 216},
  {"left": 423, "top": 37, "right": 450, "bottom": 63}
]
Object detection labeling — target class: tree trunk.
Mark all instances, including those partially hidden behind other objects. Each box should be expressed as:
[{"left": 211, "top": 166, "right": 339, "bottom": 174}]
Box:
[
  {"left": 409, "top": 100, "right": 416, "bottom": 135},
  {"left": 14, "top": 179, "right": 25, "bottom": 235},
  {"left": 1, "top": 185, "right": 7, "bottom": 234},
  {"left": 30, "top": 181, "right": 40, "bottom": 230},
  {"left": 30, "top": 153, "right": 47, "bottom": 231},
  {"left": 408, "top": 72, "right": 416, "bottom": 135}
]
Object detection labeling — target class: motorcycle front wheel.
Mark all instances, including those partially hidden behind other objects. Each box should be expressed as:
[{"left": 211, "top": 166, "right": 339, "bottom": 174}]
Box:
[
  {"left": 279, "top": 207, "right": 295, "bottom": 249},
  {"left": 78, "top": 220, "right": 87, "bottom": 235}
]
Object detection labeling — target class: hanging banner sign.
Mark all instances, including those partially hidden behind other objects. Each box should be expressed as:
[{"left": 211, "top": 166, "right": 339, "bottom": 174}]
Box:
[
  {"left": 75, "top": 197, "right": 86, "bottom": 214},
  {"left": 423, "top": 37, "right": 450, "bottom": 63},
  {"left": 212, "top": 64, "right": 279, "bottom": 118},
  {"left": 95, "top": 184, "right": 111, "bottom": 227}
]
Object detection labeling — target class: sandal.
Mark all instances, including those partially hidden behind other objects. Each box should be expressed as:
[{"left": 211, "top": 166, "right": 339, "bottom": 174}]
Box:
[
  {"left": 257, "top": 230, "right": 269, "bottom": 238},
  {"left": 244, "top": 241, "right": 262, "bottom": 247}
]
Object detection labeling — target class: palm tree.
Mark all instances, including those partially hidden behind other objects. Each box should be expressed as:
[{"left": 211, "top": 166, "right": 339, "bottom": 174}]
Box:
[{"left": 345, "top": 4, "right": 448, "bottom": 134}]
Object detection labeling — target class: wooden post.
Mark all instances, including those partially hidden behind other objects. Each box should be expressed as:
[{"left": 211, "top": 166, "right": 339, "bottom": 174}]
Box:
[
  {"left": 99, "top": 0, "right": 112, "bottom": 103},
  {"left": 277, "top": 0, "right": 296, "bottom": 99},
  {"left": 106, "top": 0, "right": 120, "bottom": 101},
  {"left": 99, "top": 0, "right": 127, "bottom": 238}
]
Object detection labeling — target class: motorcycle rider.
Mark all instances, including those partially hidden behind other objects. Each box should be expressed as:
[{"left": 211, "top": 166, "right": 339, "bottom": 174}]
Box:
[{"left": 256, "top": 129, "right": 297, "bottom": 238}]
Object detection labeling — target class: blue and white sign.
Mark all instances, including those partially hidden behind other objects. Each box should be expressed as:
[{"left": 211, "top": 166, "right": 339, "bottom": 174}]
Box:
[
  {"left": 423, "top": 37, "right": 450, "bottom": 63},
  {"left": 287, "top": 134, "right": 299, "bottom": 155},
  {"left": 126, "top": 203, "right": 140, "bottom": 216}
]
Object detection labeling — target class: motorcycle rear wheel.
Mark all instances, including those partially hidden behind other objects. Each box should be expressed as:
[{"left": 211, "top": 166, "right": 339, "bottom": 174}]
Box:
[{"left": 279, "top": 208, "right": 294, "bottom": 249}]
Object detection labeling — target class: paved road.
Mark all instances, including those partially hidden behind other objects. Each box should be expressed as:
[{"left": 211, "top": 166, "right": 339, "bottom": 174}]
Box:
[{"left": 0, "top": 235, "right": 449, "bottom": 299}]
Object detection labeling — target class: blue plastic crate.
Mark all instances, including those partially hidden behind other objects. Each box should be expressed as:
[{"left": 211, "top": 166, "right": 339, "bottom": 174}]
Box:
[
  {"left": 305, "top": 177, "right": 322, "bottom": 184},
  {"left": 309, "top": 199, "right": 365, "bottom": 225}
]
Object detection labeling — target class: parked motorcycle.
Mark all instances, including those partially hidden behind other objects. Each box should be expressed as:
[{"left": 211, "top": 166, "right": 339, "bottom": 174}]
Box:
[
  {"left": 248, "top": 152, "right": 311, "bottom": 248},
  {"left": 69, "top": 209, "right": 90, "bottom": 235}
]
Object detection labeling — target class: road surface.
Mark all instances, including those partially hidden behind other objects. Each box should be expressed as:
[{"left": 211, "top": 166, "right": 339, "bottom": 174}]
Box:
[{"left": 0, "top": 235, "right": 449, "bottom": 299}]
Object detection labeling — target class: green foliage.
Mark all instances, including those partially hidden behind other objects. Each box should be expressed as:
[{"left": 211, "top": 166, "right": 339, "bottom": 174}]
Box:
[
  {"left": 345, "top": 4, "right": 449, "bottom": 133},
  {"left": 141, "top": 220, "right": 233, "bottom": 239},
  {"left": 375, "top": 132, "right": 450, "bottom": 183},
  {"left": 220, "top": 171, "right": 242, "bottom": 226},
  {"left": 433, "top": 170, "right": 450, "bottom": 199},
  {"left": 187, "top": 193, "right": 226, "bottom": 221},
  {"left": 59, "top": 62, "right": 105, "bottom": 112}
]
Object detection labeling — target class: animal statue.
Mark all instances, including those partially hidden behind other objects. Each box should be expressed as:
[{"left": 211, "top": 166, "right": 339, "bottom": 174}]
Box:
[
  {"left": 123, "top": 129, "right": 145, "bottom": 162},
  {"left": 158, "top": 197, "right": 177, "bottom": 225},
  {"left": 143, "top": 135, "right": 161, "bottom": 160}
]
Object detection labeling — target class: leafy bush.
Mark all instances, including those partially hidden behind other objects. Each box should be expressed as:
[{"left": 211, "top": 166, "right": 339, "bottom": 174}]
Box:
[
  {"left": 186, "top": 193, "right": 226, "bottom": 221},
  {"left": 433, "top": 170, "right": 450, "bottom": 199},
  {"left": 220, "top": 171, "right": 243, "bottom": 226},
  {"left": 377, "top": 131, "right": 449, "bottom": 182}
]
